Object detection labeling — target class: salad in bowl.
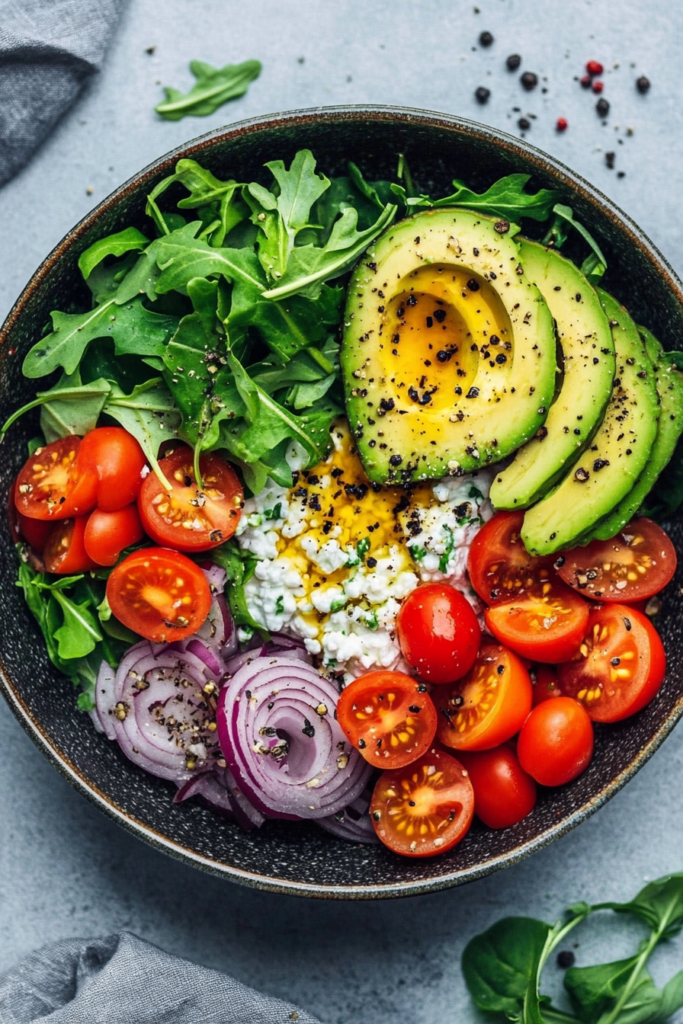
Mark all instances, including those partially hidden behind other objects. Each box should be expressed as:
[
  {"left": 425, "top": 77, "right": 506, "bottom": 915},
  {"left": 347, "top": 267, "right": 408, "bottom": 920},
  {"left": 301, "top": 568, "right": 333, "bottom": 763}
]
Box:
[{"left": 4, "top": 141, "right": 681, "bottom": 860}]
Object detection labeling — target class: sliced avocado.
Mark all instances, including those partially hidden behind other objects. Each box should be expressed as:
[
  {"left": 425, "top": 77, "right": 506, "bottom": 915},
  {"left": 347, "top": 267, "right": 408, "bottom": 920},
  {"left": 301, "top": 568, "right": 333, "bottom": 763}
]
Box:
[
  {"left": 341, "top": 208, "right": 556, "bottom": 484},
  {"left": 522, "top": 289, "right": 660, "bottom": 555},
  {"left": 586, "top": 327, "right": 683, "bottom": 540},
  {"left": 490, "top": 240, "right": 615, "bottom": 509}
]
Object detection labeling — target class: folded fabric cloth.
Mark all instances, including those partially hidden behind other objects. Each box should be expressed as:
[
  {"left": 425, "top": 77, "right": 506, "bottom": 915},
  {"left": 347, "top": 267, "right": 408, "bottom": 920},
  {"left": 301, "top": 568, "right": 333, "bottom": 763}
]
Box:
[
  {"left": 0, "top": 931, "right": 321, "bottom": 1023},
  {"left": 0, "top": 0, "right": 124, "bottom": 187}
]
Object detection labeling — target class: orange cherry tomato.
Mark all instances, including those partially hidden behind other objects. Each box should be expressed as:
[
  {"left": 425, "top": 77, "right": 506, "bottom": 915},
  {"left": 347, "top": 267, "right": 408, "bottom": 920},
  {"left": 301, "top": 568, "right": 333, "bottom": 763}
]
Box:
[
  {"left": 336, "top": 671, "right": 437, "bottom": 769},
  {"left": 370, "top": 748, "right": 474, "bottom": 857},
  {"left": 15, "top": 436, "right": 98, "bottom": 521},
  {"left": 517, "top": 697, "right": 594, "bottom": 786},
  {"left": 138, "top": 447, "right": 244, "bottom": 552},
  {"left": 79, "top": 426, "right": 148, "bottom": 511},
  {"left": 434, "top": 642, "right": 533, "bottom": 752},
  {"left": 44, "top": 516, "right": 97, "bottom": 574},
  {"left": 484, "top": 582, "right": 589, "bottom": 663},
  {"left": 84, "top": 505, "right": 144, "bottom": 567},
  {"left": 467, "top": 510, "right": 556, "bottom": 604},
  {"left": 555, "top": 518, "right": 677, "bottom": 603},
  {"left": 557, "top": 604, "right": 666, "bottom": 722},
  {"left": 458, "top": 744, "right": 537, "bottom": 829},
  {"left": 396, "top": 583, "right": 481, "bottom": 684},
  {"left": 106, "top": 548, "right": 212, "bottom": 643}
]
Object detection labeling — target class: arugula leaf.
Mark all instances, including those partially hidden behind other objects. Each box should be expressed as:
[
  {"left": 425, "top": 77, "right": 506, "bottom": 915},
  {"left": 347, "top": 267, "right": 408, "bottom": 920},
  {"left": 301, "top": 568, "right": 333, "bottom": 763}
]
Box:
[
  {"left": 155, "top": 222, "right": 264, "bottom": 294},
  {"left": 78, "top": 227, "right": 150, "bottom": 280},
  {"left": 144, "top": 160, "right": 248, "bottom": 250},
  {"left": 544, "top": 204, "right": 608, "bottom": 280},
  {"left": 392, "top": 173, "right": 561, "bottom": 222},
  {"left": 596, "top": 874, "right": 683, "bottom": 937},
  {"left": 261, "top": 201, "right": 397, "bottom": 301},
  {"left": 116, "top": 239, "right": 164, "bottom": 303},
  {"left": 565, "top": 955, "right": 645, "bottom": 1023},
  {"left": 208, "top": 540, "right": 269, "bottom": 639},
  {"left": 155, "top": 58, "right": 261, "bottom": 120},
  {"left": 104, "top": 378, "right": 181, "bottom": 483},
  {"left": 23, "top": 296, "right": 178, "bottom": 378},
  {"left": 1, "top": 370, "right": 111, "bottom": 441}
]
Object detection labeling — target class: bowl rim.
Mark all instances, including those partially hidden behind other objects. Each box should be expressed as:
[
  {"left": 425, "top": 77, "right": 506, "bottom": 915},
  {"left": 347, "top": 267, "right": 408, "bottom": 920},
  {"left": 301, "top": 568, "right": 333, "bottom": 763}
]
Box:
[{"left": 2, "top": 103, "right": 683, "bottom": 900}]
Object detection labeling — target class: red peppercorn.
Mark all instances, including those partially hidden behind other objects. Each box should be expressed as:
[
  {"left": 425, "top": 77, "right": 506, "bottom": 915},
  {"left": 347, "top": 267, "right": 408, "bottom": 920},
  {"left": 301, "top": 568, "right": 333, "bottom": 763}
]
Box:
[
  {"left": 580, "top": 74, "right": 592, "bottom": 89},
  {"left": 592, "top": 80, "right": 604, "bottom": 94},
  {"left": 556, "top": 117, "right": 568, "bottom": 132},
  {"left": 586, "top": 60, "right": 604, "bottom": 75}
]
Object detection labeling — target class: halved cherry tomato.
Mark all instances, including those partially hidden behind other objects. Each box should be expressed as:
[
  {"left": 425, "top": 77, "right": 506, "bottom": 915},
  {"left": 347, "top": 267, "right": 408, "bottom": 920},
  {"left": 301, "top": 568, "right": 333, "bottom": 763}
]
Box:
[
  {"left": 106, "top": 548, "right": 212, "bottom": 643},
  {"left": 518, "top": 697, "right": 594, "bottom": 786},
  {"left": 557, "top": 604, "right": 666, "bottom": 722},
  {"left": 396, "top": 583, "right": 481, "bottom": 684},
  {"left": 467, "top": 511, "right": 555, "bottom": 604},
  {"left": 79, "top": 427, "right": 147, "bottom": 512},
  {"left": 458, "top": 744, "right": 537, "bottom": 829},
  {"left": 15, "top": 436, "right": 98, "bottom": 521},
  {"left": 84, "top": 505, "right": 144, "bottom": 567},
  {"left": 370, "top": 748, "right": 474, "bottom": 857},
  {"left": 484, "top": 582, "right": 589, "bottom": 663},
  {"left": 8, "top": 478, "right": 52, "bottom": 550},
  {"left": 44, "top": 516, "right": 97, "bottom": 574},
  {"left": 337, "top": 671, "right": 437, "bottom": 769},
  {"left": 138, "top": 447, "right": 244, "bottom": 552},
  {"left": 556, "top": 519, "right": 677, "bottom": 603},
  {"left": 531, "top": 664, "right": 562, "bottom": 705},
  {"left": 435, "top": 642, "right": 532, "bottom": 751}
]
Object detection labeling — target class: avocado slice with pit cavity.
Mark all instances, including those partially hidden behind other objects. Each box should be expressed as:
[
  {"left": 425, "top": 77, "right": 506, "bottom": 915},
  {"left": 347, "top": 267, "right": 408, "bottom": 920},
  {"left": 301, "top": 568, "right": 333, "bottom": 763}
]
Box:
[
  {"left": 585, "top": 326, "right": 683, "bottom": 541},
  {"left": 341, "top": 208, "right": 557, "bottom": 484},
  {"left": 522, "top": 289, "right": 660, "bottom": 555},
  {"left": 490, "top": 240, "right": 615, "bottom": 509}
]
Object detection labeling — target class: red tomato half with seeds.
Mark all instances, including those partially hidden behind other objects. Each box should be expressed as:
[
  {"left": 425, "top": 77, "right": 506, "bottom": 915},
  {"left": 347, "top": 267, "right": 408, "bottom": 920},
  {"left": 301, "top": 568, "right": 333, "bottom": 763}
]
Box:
[
  {"left": 556, "top": 519, "right": 677, "bottom": 603},
  {"left": 44, "top": 516, "right": 97, "bottom": 574},
  {"left": 531, "top": 664, "right": 563, "bottom": 706},
  {"left": 106, "top": 548, "right": 212, "bottom": 643},
  {"left": 458, "top": 744, "right": 537, "bottom": 829},
  {"left": 84, "top": 505, "right": 144, "bottom": 567},
  {"left": 435, "top": 642, "right": 532, "bottom": 752},
  {"left": 138, "top": 447, "right": 244, "bottom": 552},
  {"left": 8, "top": 478, "right": 52, "bottom": 550},
  {"left": 337, "top": 670, "right": 437, "bottom": 769},
  {"left": 370, "top": 748, "right": 474, "bottom": 857},
  {"left": 517, "top": 697, "right": 594, "bottom": 787},
  {"left": 396, "top": 583, "right": 481, "bottom": 683},
  {"left": 467, "top": 510, "right": 556, "bottom": 604},
  {"left": 78, "top": 427, "right": 147, "bottom": 511},
  {"left": 557, "top": 604, "right": 666, "bottom": 722},
  {"left": 15, "top": 436, "right": 98, "bottom": 521},
  {"left": 484, "top": 582, "right": 589, "bottom": 663}
]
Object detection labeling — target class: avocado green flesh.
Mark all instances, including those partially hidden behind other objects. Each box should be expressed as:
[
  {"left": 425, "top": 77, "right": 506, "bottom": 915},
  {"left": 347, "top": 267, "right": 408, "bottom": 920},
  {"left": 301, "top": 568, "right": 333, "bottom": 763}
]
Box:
[
  {"left": 341, "top": 208, "right": 557, "bottom": 484},
  {"left": 521, "top": 289, "right": 660, "bottom": 555},
  {"left": 490, "top": 240, "right": 615, "bottom": 510},
  {"left": 585, "top": 327, "right": 683, "bottom": 541}
]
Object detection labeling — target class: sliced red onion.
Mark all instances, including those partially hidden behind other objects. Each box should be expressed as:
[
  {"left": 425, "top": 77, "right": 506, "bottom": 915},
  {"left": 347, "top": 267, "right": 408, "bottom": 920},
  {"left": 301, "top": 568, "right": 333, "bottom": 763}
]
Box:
[
  {"left": 101, "top": 641, "right": 223, "bottom": 784},
  {"left": 223, "top": 766, "right": 267, "bottom": 830},
  {"left": 216, "top": 656, "right": 372, "bottom": 820},
  {"left": 174, "top": 772, "right": 234, "bottom": 819},
  {"left": 93, "top": 660, "right": 118, "bottom": 740},
  {"left": 185, "top": 638, "right": 224, "bottom": 678},
  {"left": 196, "top": 593, "right": 237, "bottom": 658},
  {"left": 318, "top": 787, "right": 379, "bottom": 844},
  {"left": 201, "top": 562, "right": 227, "bottom": 595},
  {"left": 264, "top": 633, "right": 311, "bottom": 663}
]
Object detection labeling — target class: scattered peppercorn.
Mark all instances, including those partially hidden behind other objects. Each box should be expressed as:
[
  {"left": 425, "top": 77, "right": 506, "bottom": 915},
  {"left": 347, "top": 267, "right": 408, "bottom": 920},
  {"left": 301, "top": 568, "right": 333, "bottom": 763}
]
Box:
[
  {"left": 556, "top": 117, "right": 568, "bottom": 131},
  {"left": 596, "top": 97, "right": 610, "bottom": 117},
  {"left": 479, "top": 30, "right": 494, "bottom": 46},
  {"left": 520, "top": 71, "right": 538, "bottom": 90},
  {"left": 518, "top": 116, "right": 531, "bottom": 130},
  {"left": 475, "top": 86, "right": 491, "bottom": 104},
  {"left": 506, "top": 53, "right": 521, "bottom": 70},
  {"left": 586, "top": 60, "right": 604, "bottom": 75},
  {"left": 592, "top": 79, "right": 604, "bottom": 94},
  {"left": 557, "top": 950, "right": 576, "bottom": 969},
  {"left": 580, "top": 74, "right": 592, "bottom": 88},
  {"left": 605, "top": 151, "right": 616, "bottom": 169},
  {"left": 494, "top": 219, "right": 510, "bottom": 234},
  {"left": 636, "top": 75, "right": 651, "bottom": 94}
]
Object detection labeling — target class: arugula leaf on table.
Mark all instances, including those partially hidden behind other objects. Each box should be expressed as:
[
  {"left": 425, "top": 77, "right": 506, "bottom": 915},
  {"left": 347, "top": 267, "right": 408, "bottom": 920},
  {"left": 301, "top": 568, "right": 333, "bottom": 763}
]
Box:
[
  {"left": 78, "top": 227, "right": 150, "bottom": 280},
  {"left": 595, "top": 873, "right": 683, "bottom": 938},
  {"left": 155, "top": 58, "right": 261, "bottom": 121},
  {"left": 22, "top": 296, "right": 178, "bottom": 378},
  {"left": 391, "top": 173, "right": 561, "bottom": 223}
]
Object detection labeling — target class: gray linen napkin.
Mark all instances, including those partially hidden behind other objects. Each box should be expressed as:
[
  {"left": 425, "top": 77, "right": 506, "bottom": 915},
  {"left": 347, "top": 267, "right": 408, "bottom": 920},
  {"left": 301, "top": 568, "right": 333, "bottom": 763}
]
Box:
[
  {"left": 0, "top": 0, "right": 125, "bottom": 187},
  {"left": 0, "top": 931, "right": 322, "bottom": 1023}
]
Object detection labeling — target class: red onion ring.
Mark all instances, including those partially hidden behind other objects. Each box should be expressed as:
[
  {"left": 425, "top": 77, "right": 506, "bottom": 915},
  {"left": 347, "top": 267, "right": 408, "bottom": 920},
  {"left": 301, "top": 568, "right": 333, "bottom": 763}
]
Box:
[
  {"left": 216, "top": 656, "right": 372, "bottom": 819},
  {"left": 318, "top": 786, "right": 379, "bottom": 844}
]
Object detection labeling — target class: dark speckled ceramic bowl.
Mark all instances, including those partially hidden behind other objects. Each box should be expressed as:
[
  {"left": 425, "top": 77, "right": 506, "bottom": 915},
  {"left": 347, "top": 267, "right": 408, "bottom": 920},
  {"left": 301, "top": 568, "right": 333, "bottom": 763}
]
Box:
[{"left": 1, "top": 107, "right": 682, "bottom": 899}]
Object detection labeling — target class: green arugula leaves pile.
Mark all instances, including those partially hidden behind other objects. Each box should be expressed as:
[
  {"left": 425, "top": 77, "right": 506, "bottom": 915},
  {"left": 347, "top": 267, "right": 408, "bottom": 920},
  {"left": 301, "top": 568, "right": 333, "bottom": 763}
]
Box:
[{"left": 462, "top": 872, "right": 683, "bottom": 1024}]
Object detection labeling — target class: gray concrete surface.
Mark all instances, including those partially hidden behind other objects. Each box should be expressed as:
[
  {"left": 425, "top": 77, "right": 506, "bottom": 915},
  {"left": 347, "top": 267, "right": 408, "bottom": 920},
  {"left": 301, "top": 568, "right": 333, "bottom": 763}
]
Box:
[{"left": 1, "top": 2, "right": 683, "bottom": 1021}]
